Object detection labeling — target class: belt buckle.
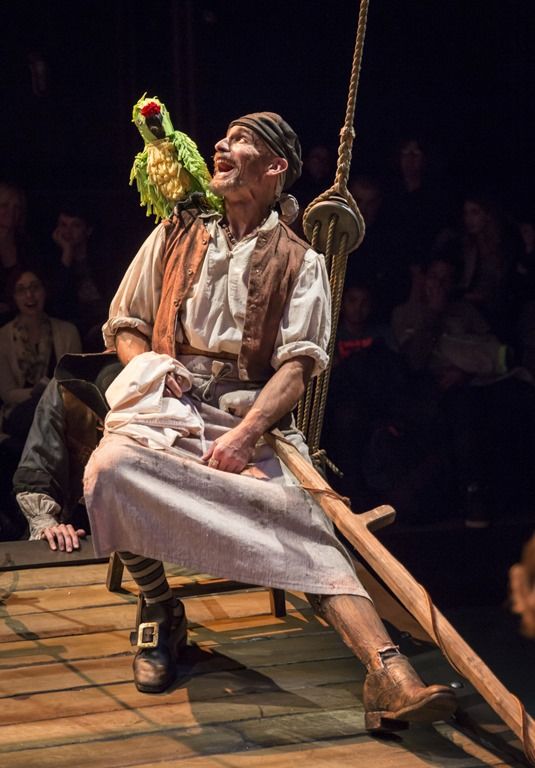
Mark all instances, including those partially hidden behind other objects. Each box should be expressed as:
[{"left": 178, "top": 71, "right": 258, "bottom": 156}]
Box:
[{"left": 136, "top": 621, "right": 159, "bottom": 648}]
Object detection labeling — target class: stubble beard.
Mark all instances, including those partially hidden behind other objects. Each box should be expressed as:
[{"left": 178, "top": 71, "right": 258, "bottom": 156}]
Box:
[{"left": 209, "top": 171, "right": 242, "bottom": 196}]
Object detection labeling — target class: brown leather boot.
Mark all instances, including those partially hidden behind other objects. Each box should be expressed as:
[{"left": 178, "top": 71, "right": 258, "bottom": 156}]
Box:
[
  {"left": 307, "top": 594, "right": 457, "bottom": 731},
  {"left": 131, "top": 595, "right": 187, "bottom": 693},
  {"left": 363, "top": 647, "right": 457, "bottom": 731}
]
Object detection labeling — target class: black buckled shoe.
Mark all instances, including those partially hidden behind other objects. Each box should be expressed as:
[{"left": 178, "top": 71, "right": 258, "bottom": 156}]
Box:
[{"left": 130, "top": 595, "right": 187, "bottom": 693}]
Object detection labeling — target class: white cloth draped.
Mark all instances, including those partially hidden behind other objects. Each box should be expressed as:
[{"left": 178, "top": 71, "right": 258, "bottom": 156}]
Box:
[{"left": 104, "top": 351, "right": 204, "bottom": 450}]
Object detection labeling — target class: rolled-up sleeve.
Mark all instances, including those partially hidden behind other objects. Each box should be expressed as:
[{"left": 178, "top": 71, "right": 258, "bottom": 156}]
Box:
[
  {"left": 271, "top": 248, "right": 331, "bottom": 377},
  {"left": 102, "top": 225, "right": 166, "bottom": 350}
]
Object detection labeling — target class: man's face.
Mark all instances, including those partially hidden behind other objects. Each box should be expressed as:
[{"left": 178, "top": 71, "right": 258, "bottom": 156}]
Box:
[
  {"left": 0, "top": 188, "right": 23, "bottom": 231},
  {"left": 424, "top": 260, "right": 455, "bottom": 307},
  {"left": 211, "top": 125, "right": 272, "bottom": 198},
  {"left": 463, "top": 201, "right": 489, "bottom": 236},
  {"left": 350, "top": 182, "right": 382, "bottom": 227},
  {"left": 400, "top": 140, "right": 425, "bottom": 177},
  {"left": 55, "top": 213, "right": 92, "bottom": 246},
  {"left": 342, "top": 286, "right": 371, "bottom": 326}
]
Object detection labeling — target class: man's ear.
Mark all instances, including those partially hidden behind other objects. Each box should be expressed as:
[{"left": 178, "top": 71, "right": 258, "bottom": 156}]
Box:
[{"left": 266, "top": 156, "right": 288, "bottom": 178}]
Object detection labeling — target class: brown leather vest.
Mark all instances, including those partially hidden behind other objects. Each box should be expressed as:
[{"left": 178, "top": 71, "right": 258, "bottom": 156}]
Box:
[{"left": 152, "top": 208, "right": 308, "bottom": 381}]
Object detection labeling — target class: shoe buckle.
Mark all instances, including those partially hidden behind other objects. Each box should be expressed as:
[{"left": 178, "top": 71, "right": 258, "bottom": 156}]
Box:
[{"left": 136, "top": 621, "right": 159, "bottom": 648}]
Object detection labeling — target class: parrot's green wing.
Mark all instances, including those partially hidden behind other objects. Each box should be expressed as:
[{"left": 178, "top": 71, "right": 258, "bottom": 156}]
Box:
[
  {"left": 129, "top": 150, "right": 174, "bottom": 223},
  {"left": 170, "top": 130, "right": 223, "bottom": 213}
]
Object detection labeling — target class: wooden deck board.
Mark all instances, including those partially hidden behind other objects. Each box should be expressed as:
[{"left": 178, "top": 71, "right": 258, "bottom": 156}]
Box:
[{"left": 0, "top": 559, "right": 523, "bottom": 768}]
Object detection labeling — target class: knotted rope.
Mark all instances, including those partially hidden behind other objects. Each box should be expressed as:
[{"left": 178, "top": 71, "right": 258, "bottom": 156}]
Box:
[{"left": 298, "top": 0, "right": 369, "bottom": 466}]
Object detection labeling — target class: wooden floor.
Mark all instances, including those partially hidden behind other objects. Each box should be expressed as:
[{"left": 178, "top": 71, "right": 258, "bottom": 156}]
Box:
[{"left": 0, "top": 560, "right": 527, "bottom": 768}]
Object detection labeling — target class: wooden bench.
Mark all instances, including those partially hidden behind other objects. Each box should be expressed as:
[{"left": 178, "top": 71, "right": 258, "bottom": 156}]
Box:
[{"left": 0, "top": 537, "right": 287, "bottom": 617}]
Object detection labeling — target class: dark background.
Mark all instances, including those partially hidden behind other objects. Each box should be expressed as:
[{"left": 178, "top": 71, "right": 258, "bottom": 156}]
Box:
[{"left": 2, "top": 0, "right": 535, "bottom": 258}]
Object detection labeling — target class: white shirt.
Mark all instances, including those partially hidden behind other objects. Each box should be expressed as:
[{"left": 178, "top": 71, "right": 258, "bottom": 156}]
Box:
[{"left": 103, "top": 211, "right": 331, "bottom": 376}]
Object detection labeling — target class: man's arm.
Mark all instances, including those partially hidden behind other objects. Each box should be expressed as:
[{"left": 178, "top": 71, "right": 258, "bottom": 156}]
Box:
[
  {"left": 202, "top": 355, "right": 314, "bottom": 473},
  {"left": 115, "top": 328, "right": 151, "bottom": 365}
]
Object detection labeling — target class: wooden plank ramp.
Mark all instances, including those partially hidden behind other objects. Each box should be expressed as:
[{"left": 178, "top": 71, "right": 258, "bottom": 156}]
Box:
[{"left": 0, "top": 560, "right": 526, "bottom": 768}]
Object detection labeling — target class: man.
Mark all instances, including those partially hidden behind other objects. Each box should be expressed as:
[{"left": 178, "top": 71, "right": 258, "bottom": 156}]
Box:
[
  {"left": 84, "top": 112, "right": 456, "bottom": 730},
  {"left": 47, "top": 202, "right": 109, "bottom": 348}
]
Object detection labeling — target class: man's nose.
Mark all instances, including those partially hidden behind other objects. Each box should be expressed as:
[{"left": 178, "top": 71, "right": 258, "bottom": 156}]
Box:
[{"left": 214, "top": 137, "right": 229, "bottom": 152}]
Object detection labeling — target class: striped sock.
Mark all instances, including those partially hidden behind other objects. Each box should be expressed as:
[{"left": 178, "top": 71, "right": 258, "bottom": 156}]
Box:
[{"left": 118, "top": 552, "right": 182, "bottom": 618}]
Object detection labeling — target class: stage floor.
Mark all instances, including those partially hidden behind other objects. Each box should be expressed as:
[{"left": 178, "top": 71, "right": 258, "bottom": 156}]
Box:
[{"left": 0, "top": 554, "right": 529, "bottom": 767}]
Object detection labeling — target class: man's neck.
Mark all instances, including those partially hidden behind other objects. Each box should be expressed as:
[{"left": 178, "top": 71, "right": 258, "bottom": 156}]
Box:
[{"left": 223, "top": 195, "right": 273, "bottom": 243}]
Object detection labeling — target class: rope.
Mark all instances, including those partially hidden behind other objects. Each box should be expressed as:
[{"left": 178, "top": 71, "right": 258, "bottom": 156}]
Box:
[
  {"left": 302, "top": 0, "right": 370, "bottom": 224},
  {"left": 298, "top": 0, "right": 369, "bottom": 445},
  {"left": 307, "top": 234, "right": 349, "bottom": 455}
]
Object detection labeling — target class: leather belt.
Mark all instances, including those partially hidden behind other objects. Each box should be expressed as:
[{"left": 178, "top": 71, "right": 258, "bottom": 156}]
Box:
[{"left": 176, "top": 343, "right": 238, "bottom": 361}]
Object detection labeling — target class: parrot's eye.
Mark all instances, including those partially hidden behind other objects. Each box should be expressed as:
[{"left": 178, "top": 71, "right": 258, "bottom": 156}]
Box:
[{"left": 136, "top": 119, "right": 143, "bottom": 125}]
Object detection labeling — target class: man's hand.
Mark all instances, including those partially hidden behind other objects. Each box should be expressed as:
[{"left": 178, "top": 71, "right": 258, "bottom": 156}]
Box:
[
  {"left": 202, "top": 424, "right": 256, "bottom": 474},
  {"left": 163, "top": 372, "right": 184, "bottom": 399},
  {"left": 41, "top": 524, "right": 87, "bottom": 552},
  {"left": 52, "top": 226, "right": 75, "bottom": 267},
  {"left": 116, "top": 328, "right": 151, "bottom": 365},
  {"left": 202, "top": 356, "right": 313, "bottom": 474}
]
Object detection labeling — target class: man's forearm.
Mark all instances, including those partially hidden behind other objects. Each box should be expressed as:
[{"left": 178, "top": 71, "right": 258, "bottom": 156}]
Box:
[
  {"left": 237, "top": 356, "right": 314, "bottom": 444},
  {"left": 115, "top": 328, "right": 151, "bottom": 365}
]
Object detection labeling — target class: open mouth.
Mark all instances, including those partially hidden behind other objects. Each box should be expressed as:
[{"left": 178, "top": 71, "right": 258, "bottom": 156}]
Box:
[{"left": 214, "top": 157, "right": 235, "bottom": 174}]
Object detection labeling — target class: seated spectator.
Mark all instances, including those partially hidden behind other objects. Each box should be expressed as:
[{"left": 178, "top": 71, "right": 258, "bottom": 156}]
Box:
[
  {"left": 347, "top": 175, "right": 411, "bottom": 320},
  {"left": 0, "top": 182, "right": 37, "bottom": 325},
  {"left": 512, "top": 214, "right": 535, "bottom": 378},
  {"left": 291, "top": 143, "right": 335, "bottom": 237},
  {"left": 515, "top": 215, "right": 535, "bottom": 299},
  {"left": 335, "top": 280, "right": 395, "bottom": 364},
  {"left": 0, "top": 268, "right": 81, "bottom": 514},
  {"left": 457, "top": 194, "right": 523, "bottom": 338},
  {"left": 392, "top": 254, "right": 535, "bottom": 527},
  {"left": 391, "top": 254, "right": 503, "bottom": 383},
  {"left": 45, "top": 201, "right": 109, "bottom": 349},
  {"left": 323, "top": 281, "right": 409, "bottom": 510},
  {"left": 12, "top": 353, "right": 121, "bottom": 549},
  {"left": 382, "top": 136, "right": 454, "bottom": 266}
]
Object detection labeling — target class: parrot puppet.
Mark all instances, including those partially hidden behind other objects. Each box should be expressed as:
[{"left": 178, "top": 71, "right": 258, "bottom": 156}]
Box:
[{"left": 130, "top": 94, "right": 223, "bottom": 221}]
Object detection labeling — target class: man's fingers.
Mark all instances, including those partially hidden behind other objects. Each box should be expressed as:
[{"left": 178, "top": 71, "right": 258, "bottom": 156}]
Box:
[
  {"left": 42, "top": 528, "right": 57, "bottom": 551},
  {"left": 64, "top": 524, "right": 80, "bottom": 551},
  {"left": 42, "top": 525, "right": 87, "bottom": 552},
  {"left": 202, "top": 444, "right": 215, "bottom": 462},
  {"left": 164, "top": 373, "right": 183, "bottom": 399},
  {"left": 55, "top": 527, "right": 67, "bottom": 552}
]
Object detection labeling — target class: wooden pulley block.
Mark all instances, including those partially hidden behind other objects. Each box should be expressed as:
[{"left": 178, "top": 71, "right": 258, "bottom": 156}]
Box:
[{"left": 303, "top": 194, "right": 365, "bottom": 255}]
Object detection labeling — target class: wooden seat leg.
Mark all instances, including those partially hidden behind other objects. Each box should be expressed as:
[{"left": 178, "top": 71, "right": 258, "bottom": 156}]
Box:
[
  {"left": 269, "top": 588, "right": 286, "bottom": 617},
  {"left": 106, "top": 552, "right": 124, "bottom": 592}
]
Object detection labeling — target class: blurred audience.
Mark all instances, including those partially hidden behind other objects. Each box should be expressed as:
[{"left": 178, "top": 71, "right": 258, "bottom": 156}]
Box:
[
  {"left": 335, "top": 280, "right": 395, "bottom": 363},
  {"left": 392, "top": 254, "right": 535, "bottom": 527},
  {"left": 292, "top": 143, "right": 335, "bottom": 237},
  {"left": 382, "top": 136, "right": 453, "bottom": 266},
  {"left": 45, "top": 201, "right": 109, "bottom": 350},
  {"left": 324, "top": 280, "right": 409, "bottom": 510},
  {"left": 347, "top": 175, "right": 411, "bottom": 321},
  {"left": 0, "top": 182, "right": 37, "bottom": 325},
  {"left": 455, "top": 194, "right": 523, "bottom": 338},
  {"left": 0, "top": 267, "right": 81, "bottom": 535}
]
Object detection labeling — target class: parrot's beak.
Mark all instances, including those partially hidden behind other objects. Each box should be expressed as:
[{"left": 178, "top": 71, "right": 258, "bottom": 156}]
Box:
[{"left": 146, "top": 113, "right": 165, "bottom": 139}]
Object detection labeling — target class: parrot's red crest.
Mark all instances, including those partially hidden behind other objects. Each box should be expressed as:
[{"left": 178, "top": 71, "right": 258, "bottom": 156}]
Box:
[{"left": 140, "top": 101, "right": 161, "bottom": 118}]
